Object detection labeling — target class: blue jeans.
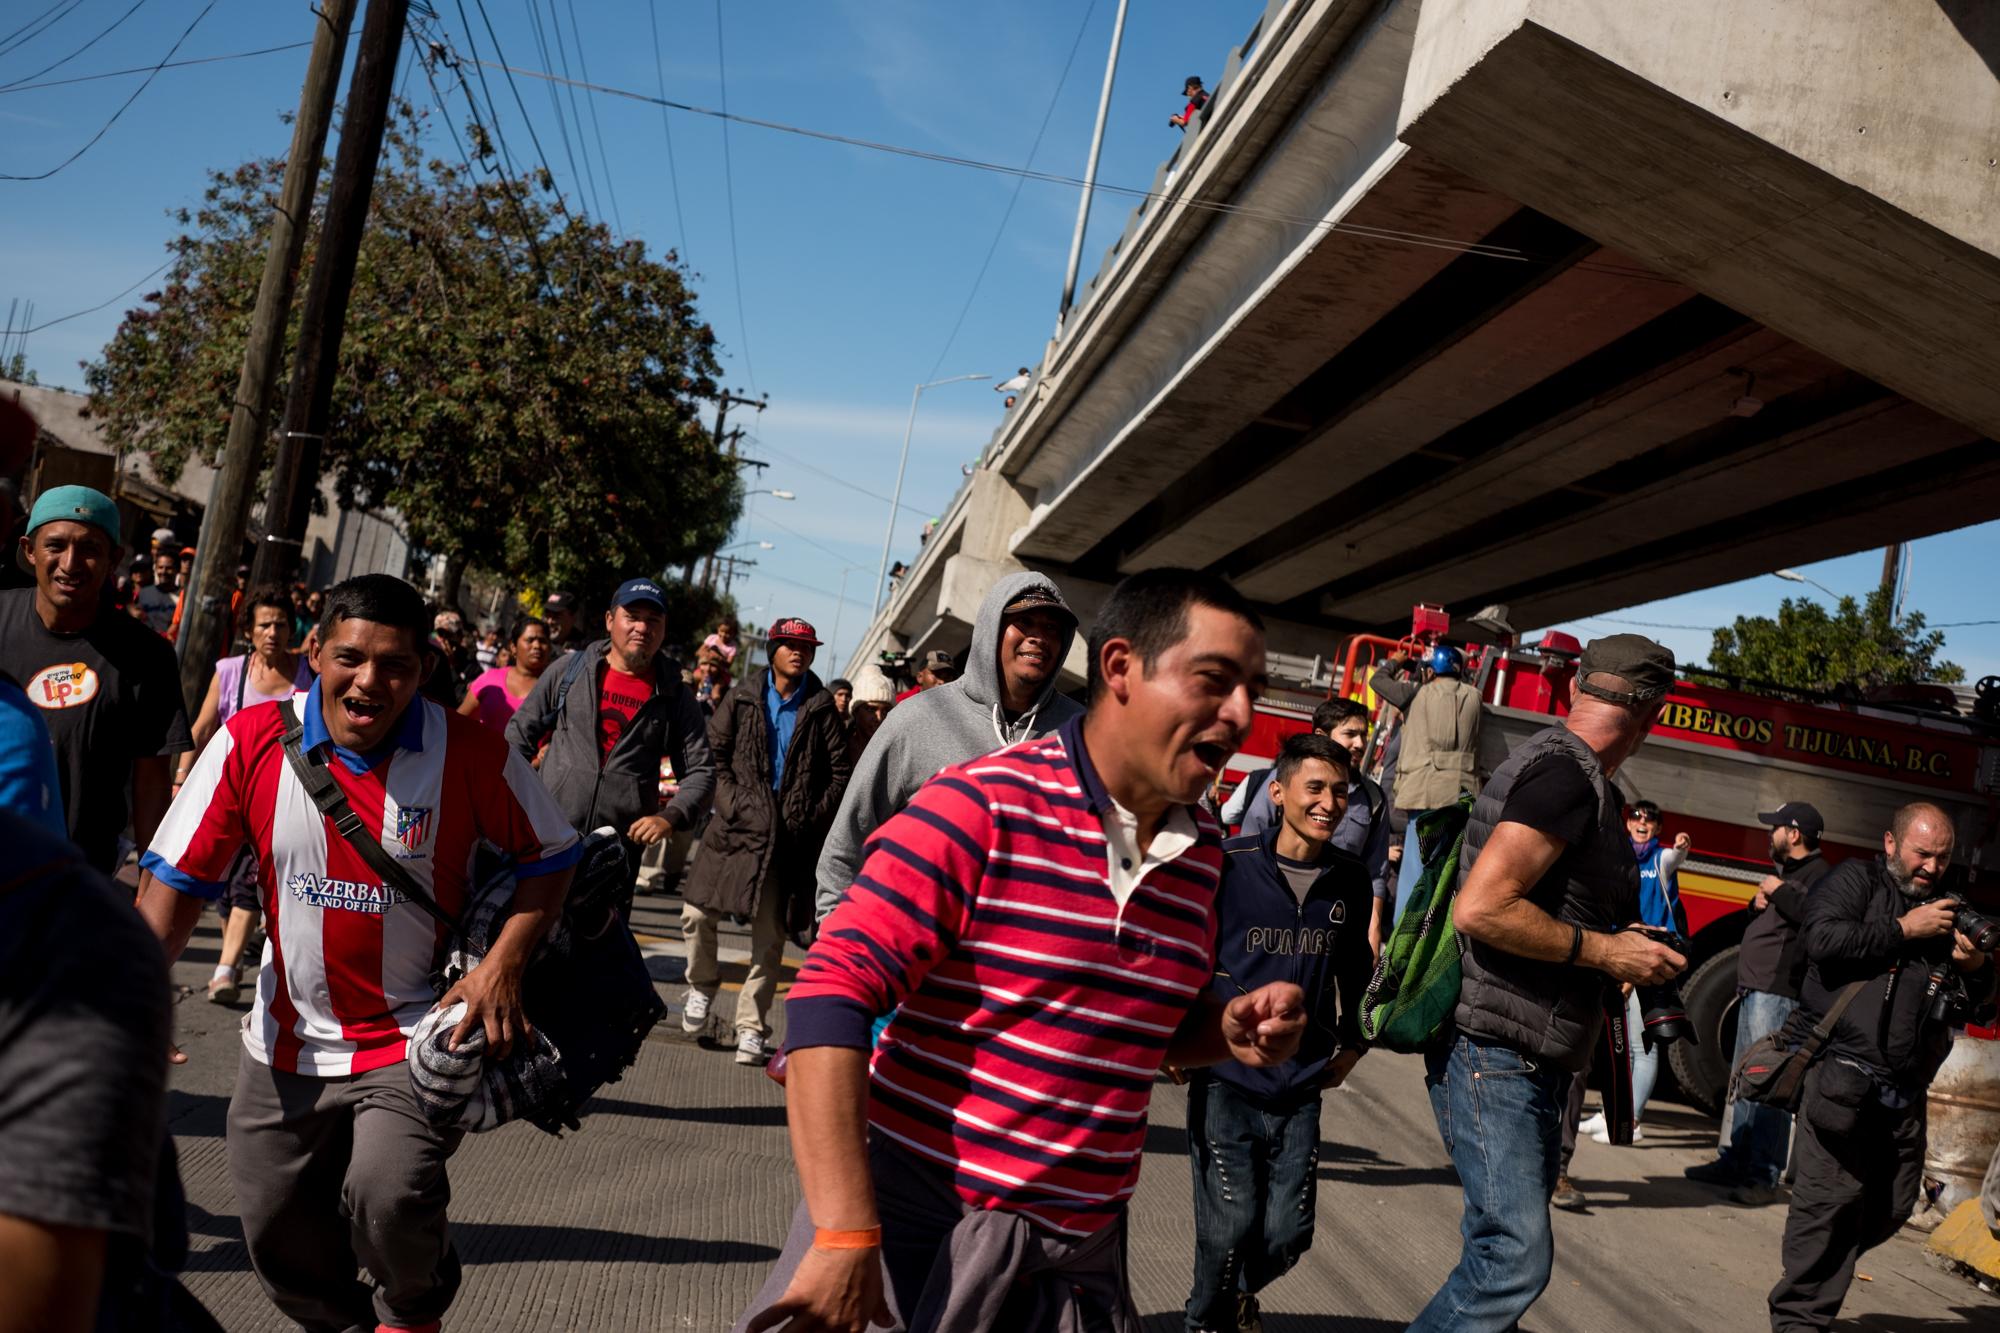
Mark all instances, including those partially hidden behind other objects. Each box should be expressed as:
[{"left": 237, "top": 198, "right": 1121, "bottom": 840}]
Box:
[
  {"left": 1410, "top": 1033, "right": 1568, "bottom": 1332},
  {"left": 1626, "top": 989, "right": 1660, "bottom": 1122},
  {"left": 1723, "top": 990, "right": 1797, "bottom": 1186},
  {"left": 1184, "top": 1075, "right": 1322, "bottom": 1331}
]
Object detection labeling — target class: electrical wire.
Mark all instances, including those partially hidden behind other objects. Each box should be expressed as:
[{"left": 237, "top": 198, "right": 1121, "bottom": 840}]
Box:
[
  {"left": 0, "top": 0, "right": 85, "bottom": 61},
  {"left": 18, "top": 257, "right": 173, "bottom": 333},
  {"left": 753, "top": 441, "right": 934, "bottom": 518},
  {"left": 0, "top": 0, "right": 217, "bottom": 181},
  {"left": 538, "top": 0, "right": 603, "bottom": 221},
  {"left": 645, "top": 0, "right": 688, "bottom": 263},
  {"left": 561, "top": 0, "right": 621, "bottom": 233},
  {"left": 445, "top": 48, "right": 1700, "bottom": 283},
  {"left": 712, "top": 0, "right": 757, "bottom": 390},
  {"left": 0, "top": 39, "right": 309, "bottom": 95},
  {"left": 924, "top": 0, "right": 1097, "bottom": 382},
  {"left": 753, "top": 509, "right": 871, "bottom": 568},
  {"left": 746, "top": 565, "right": 874, "bottom": 609},
  {"left": 0, "top": 0, "right": 151, "bottom": 92},
  {"left": 519, "top": 0, "right": 584, "bottom": 207}
]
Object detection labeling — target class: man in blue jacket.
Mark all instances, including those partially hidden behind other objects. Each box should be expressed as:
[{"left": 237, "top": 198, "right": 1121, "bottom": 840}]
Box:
[{"left": 1184, "top": 733, "right": 1374, "bottom": 1333}]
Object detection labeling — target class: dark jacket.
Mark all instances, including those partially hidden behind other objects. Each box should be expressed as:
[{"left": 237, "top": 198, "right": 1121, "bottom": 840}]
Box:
[
  {"left": 1735, "top": 850, "right": 1831, "bottom": 998},
  {"left": 684, "top": 666, "right": 852, "bottom": 929},
  {"left": 1800, "top": 858, "right": 1998, "bottom": 1091},
  {"left": 1207, "top": 828, "right": 1374, "bottom": 1103},
  {"left": 1454, "top": 724, "right": 1638, "bottom": 1073},
  {"left": 504, "top": 639, "right": 715, "bottom": 837}
]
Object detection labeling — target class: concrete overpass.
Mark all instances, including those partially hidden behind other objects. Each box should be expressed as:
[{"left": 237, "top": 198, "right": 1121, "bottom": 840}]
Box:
[{"left": 850, "top": 0, "right": 2000, "bottom": 680}]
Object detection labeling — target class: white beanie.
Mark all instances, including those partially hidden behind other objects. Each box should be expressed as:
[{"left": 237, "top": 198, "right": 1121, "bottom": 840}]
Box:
[{"left": 850, "top": 664, "right": 895, "bottom": 706}]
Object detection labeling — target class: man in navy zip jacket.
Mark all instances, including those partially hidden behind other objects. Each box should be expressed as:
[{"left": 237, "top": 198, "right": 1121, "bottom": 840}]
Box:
[{"left": 1184, "top": 733, "right": 1374, "bottom": 1333}]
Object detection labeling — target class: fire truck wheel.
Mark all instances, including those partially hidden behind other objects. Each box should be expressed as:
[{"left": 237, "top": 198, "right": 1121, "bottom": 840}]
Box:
[{"left": 1667, "top": 946, "right": 1741, "bottom": 1116}]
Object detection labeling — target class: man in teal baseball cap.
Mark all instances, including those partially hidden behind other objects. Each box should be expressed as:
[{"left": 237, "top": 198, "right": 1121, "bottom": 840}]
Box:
[{"left": 2, "top": 482, "right": 191, "bottom": 872}]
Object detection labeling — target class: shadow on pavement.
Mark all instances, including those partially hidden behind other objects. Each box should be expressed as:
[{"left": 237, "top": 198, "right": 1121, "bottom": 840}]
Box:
[
  {"left": 1317, "top": 1162, "right": 1456, "bottom": 1188},
  {"left": 1560, "top": 1174, "right": 1755, "bottom": 1211},
  {"left": 1843, "top": 1309, "right": 2000, "bottom": 1332},
  {"left": 166, "top": 1090, "right": 231, "bottom": 1138},
  {"left": 583, "top": 1096, "right": 785, "bottom": 1126},
  {"left": 1141, "top": 1313, "right": 1405, "bottom": 1332},
  {"left": 453, "top": 1222, "right": 779, "bottom": 1267}
]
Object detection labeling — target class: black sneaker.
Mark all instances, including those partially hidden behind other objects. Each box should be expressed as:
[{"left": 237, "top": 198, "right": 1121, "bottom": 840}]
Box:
[
  {"left": 1729, "top": 1182, "right": 1781, "bottom": 1207},
  {"left": 1684, "top": 1159, "right": 1740, "bottom": 1186}
]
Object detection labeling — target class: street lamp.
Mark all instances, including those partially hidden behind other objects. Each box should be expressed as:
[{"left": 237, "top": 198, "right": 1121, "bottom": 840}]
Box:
[
  {"left": 747, "top": 488, "right": 795, "bottom": 500},
  {"left": 1774, "top": 568, "right": 1840, "bottom": 600},
  {"left": 721, "top": 540, "right": 775, "bottom": 552},
  {"left": 875, "top": 373, "right": 990, "bottom": 613}
]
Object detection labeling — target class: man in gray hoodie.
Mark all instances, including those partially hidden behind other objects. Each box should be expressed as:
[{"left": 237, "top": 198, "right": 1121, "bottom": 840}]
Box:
[{"left": 814, "top": 570, "right": 1082, "bottom": 922}]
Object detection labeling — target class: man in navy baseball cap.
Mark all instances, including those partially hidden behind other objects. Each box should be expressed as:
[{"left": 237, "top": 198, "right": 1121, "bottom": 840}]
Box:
[{"left": 610, "top": 577, "right": 666, "bottom": 612}]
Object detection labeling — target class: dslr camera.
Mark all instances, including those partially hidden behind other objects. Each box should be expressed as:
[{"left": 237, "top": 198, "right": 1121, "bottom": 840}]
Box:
[
  {"left": 1618, "top": 925, "right": 1696, "bottom": 1050},
  {"left": 1946, "top": 899, "right": 2000, "bottom": 954}
]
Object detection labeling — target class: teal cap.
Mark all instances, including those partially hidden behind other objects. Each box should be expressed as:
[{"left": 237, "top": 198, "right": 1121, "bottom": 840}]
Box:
[{"left": 25, "top": 484, "right": 121, "bottom": 545}]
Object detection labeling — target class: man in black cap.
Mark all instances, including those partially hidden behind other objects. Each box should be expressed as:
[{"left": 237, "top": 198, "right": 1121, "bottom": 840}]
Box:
[
  {"left": 1410, "top": 634, "right": 1689, "bottom": 1332},
  {"left": 542, "top": 589, "right": 589, "bottom": 652},
  {"left": 1687, "top": 801, "right": 1832, "bottom": 1205}
]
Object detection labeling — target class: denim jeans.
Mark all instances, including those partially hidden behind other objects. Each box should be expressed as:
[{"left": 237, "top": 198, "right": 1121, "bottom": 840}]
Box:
[
  {"left": 1722, "top": 989, "right": 1797, "bottom": 1186},
  {"left": 1626, "top": 989, "right": 1660, "bottom": 1122},
  {"left": 1184, "top": 1075, "right": 1322, "bottom": 1331},
  {"left": 1409, "top": 1032, "right": 1568, "bottom": 1333}
]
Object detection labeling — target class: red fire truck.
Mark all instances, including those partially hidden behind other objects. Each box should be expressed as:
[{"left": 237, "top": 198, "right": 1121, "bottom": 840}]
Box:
[{"left": 1232, "top": 617, "right": 2000, "bottom": 1113}]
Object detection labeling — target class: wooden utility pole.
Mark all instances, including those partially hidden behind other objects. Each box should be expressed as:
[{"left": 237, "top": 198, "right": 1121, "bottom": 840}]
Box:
[
  {"left": 700, "top": 391, "right": 766, "bottom": 590},
  {"left": 252, "top": 0, "right": 411, "bottom": 590},
  {"left": 177, "top": 0, "right": 357, "bottom": 707}
]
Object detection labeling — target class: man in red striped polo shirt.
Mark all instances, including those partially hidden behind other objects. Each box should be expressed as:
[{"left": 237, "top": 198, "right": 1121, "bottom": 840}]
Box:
[
  {"left": 135, "top": 574, "right": 580, "bottom": 1333},
  {"left": 740, "top": 568, "right": 1307, "bottom": 1333}
]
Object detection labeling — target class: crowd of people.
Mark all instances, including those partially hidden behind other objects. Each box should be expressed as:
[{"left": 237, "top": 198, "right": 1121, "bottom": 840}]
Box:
[{"left": 0, "top": 469, "right": 1994, "bottom": 1333}]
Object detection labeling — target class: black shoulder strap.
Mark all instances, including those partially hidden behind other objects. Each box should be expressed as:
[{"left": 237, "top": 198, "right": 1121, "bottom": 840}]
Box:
[
  {"left": 1807, "top": 980, "right": 1869, "bottom": 1044},
  {"left": 276, "top": 699, "right": 464, "bottom": 941},
  {"left": 551, "top": 647, "right": 592, "bottom": 719}
]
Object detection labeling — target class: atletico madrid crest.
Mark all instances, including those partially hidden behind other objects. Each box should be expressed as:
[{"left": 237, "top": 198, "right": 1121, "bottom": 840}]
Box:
[{"left": 394, "top": 805, "right": 433, "bottom": 854}]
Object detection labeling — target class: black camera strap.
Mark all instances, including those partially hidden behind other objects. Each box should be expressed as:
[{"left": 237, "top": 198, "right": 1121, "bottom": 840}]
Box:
[{"left": 277, "top": 699, "right": 468, "bottom": 946}]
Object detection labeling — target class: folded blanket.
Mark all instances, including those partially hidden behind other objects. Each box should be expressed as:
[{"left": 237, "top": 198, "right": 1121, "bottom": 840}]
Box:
[{"left": 408, "top": 1001, "right": 566, "bottom": 1132}]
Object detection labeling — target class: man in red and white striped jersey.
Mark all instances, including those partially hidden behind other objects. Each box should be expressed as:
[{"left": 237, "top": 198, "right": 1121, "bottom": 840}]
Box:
[
  {"left": 135, "top": 574, "right": 580, "bottom": 1333},
  {"left": 739, "top": 569, "right": 1308, "bottom": 1333}
]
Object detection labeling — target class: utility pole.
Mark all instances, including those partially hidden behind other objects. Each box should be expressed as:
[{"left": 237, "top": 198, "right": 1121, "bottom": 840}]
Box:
[
  {"left": 1055, "top": 0, "right": 1130, "bottom": 332},
  {"left": 701, "top": 390, "right": 766, "bottom": 590},
  {"left": 252, "top": 0, "right": 411, "bottom": 590},
  {"left": 177, "top": 1, "right": 356, "bottom": 707}
]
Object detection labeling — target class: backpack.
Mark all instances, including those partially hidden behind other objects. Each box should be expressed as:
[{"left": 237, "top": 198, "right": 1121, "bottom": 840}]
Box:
[{"left": 1358, "top": 793, "right": 1474, "bottom": 1052}]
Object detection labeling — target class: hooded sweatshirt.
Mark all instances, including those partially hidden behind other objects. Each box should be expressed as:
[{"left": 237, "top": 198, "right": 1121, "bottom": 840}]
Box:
[{"left": 813, "top": 570, "right": 1082, "bottom": 920}]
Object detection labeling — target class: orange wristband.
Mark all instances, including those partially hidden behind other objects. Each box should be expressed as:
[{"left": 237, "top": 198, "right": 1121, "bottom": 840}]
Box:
[{"left": 812, "top": 1225, "right": 882, "bottom": 1251}]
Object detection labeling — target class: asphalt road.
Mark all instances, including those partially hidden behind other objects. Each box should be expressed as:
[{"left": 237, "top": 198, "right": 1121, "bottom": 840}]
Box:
[{"left": 160, "top": 888, "right": 1996, "bottom": 1332}]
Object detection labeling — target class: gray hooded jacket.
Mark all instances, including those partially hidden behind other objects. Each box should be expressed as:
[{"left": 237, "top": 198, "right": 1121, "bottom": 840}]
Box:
[{"left": 813, "top": 570, "right": 1083, "bottom": 920}]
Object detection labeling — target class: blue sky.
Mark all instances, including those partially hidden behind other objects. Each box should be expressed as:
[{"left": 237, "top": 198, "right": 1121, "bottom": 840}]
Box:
[{"left": 5, "top": 0, "right": 1996, "bottom": 681}]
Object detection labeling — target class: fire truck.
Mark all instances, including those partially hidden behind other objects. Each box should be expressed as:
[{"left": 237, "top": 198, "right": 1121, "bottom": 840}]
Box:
[{"left": 1235, "top": 612, "right": 2000, "bottom": 1114}]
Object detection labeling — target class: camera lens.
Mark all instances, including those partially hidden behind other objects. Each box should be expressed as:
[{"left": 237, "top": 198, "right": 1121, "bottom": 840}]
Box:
[{"left": 1956, "top": 904, "right": 2000, "bottom": 954}]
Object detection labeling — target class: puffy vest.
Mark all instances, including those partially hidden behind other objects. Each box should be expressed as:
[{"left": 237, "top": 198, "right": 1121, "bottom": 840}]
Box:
[{"left": 1453, "top": 724, "right": 1638, "bottom": 1072}]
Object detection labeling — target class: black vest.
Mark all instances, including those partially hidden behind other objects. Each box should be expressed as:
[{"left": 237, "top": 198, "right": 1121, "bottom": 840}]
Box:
[{"left": 1454, "top": 724, "right": 1638, "bottom": 1072}]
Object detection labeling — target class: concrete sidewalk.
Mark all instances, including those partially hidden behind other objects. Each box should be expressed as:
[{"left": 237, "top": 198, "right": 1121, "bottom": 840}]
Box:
[{"left": 165, "top": 890, "right": 1995, "bottom": 1331}]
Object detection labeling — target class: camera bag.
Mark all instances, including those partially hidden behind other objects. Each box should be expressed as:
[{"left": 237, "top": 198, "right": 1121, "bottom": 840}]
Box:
[{"left": 1730, "top": 980, "right": 1866, "bottom": 1113}]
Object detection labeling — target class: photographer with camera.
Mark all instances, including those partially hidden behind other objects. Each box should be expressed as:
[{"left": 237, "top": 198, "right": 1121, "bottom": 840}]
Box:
[
  {"left": 1769, "top": 802, "right": 1997, "bottom": 1331},
  {"left": 1409, "top": 636, "right": 1688, "bottom": 1332}
]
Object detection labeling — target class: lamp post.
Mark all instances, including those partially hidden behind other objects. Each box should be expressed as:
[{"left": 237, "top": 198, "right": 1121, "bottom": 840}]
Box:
[
  {"left": 874, "top": 374, "right": 989, "bottom": 614},
  {"left": 1774, "top": 568, "right": 1841, "bottom": 600}
]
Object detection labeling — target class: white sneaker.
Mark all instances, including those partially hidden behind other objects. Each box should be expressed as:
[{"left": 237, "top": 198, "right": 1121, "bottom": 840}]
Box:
[
  {"left": 735, "top": 1029, "right": 769, "bottom": 1066},
  {"left": 681, "top": 989, "right": 711, "bottom": 1034},
  {"left": 1589, "top": 1120, "right": 1643, "bottom": 1145},
  {"left": 1578, "top": 1111, "right": 1606, "bottom": 1138}
]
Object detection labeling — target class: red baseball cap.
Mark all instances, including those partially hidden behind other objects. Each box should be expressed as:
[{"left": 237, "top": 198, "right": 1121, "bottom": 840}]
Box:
[{"left": 768, "top": 616, "right": 821, "bottom": 646}]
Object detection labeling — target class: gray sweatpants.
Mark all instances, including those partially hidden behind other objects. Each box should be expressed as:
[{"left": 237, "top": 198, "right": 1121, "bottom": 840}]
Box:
[{"left": 226, "top": 1050, "right": 466, "bottom": 1333}]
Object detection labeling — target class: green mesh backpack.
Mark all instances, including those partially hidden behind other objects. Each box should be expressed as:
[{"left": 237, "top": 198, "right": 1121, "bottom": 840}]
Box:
[{"left": 1359, "top": 794, "right": 1474, "bottom": 1052}]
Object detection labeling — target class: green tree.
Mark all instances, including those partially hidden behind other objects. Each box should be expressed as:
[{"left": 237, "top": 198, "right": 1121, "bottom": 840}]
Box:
[
  {"left": 1703, "top": 587, "right": 1963, "bottom": 696},
  {"left": 84, "top": 103, "right": 740, "bottom": 597},
  {"left": 1, "top": 352, "right": 36, "bottom": 385}
]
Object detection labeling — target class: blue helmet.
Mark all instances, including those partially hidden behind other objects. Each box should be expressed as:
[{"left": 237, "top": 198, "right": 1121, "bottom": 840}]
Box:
[{"left": 1428, "top": 644, "right": 1464, "bottom": 677}]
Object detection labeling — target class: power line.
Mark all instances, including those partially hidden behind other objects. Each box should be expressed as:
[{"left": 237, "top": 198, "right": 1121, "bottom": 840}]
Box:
[
  {"left": 753, "top": 509, "right": 871, "bottom": 567},
  {"left": 0, "top": 0, "right": 217, "bottom": 181},
  {"left": 746, "top": 565, "right": 874, "bottom": 610},
  {"left": 0, "top": 0, "right": 85, "bottom": 61},
  {"left": 754, "top": 441, "right": 933, "bottom": 517},
  {"left": 561, "top": 0, "right": 621, "bottom": 233},
  {"left": 518, "top": 0, "right": 582, "bottom": 206},
  {"left": 712, "top": 0, "right": 757, "bottom": 389},
  {"left": 925, "top": 0, "right": 1097, "bottom": 382},
  {"left": 445, "top": 48, "right": 1695, "bottom": 283},
  {"left": 18, "top": 257, "right": 173, "bottom": 333},
  {"left": 0, "top": 0, "right": 151, "bottom": 92},
  {"left": 645, "top": 0, "right": 688, "bottom": 262},
  {"left": 0, "top": 39, "right": 310, "bottom": 95},
  {"left": 538, "top": 0, "right": 603, "bottom": 220}
]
